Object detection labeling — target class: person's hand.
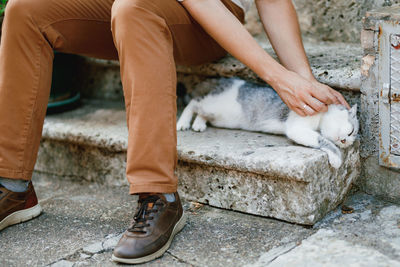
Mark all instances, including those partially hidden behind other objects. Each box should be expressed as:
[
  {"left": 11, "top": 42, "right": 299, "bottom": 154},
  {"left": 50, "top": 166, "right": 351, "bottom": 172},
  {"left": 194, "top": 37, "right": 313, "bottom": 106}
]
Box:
[
  {"left": 270, "top": 70, "right": 349, "bottom": 116},
  {"left": 309, "top": 79, "right": 350, "bottom": 110}
]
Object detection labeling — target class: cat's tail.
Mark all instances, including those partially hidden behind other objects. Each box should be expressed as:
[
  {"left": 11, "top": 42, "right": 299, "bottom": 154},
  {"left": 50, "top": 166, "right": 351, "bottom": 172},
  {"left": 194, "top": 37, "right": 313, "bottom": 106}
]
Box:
[{"left": 177, "top": 99, "right": 197, "bottom": 131}]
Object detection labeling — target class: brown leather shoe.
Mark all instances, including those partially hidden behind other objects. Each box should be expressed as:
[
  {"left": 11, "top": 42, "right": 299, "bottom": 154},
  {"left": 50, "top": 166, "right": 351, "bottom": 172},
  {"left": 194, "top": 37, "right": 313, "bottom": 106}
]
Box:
[
  {"left": 0, "top": 181, "right": 42, "bottom": 231},
  {"left": 112, "top": 192, "right": 186, "bottom": 264}
]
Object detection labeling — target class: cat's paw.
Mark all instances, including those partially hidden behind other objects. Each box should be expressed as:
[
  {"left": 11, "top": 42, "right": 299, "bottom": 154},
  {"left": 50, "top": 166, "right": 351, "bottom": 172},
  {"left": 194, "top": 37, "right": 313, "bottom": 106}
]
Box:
[
  {"left": 191, "top": 115, "right": 207, "bottom": 132},
  {"left": 176, "top": 120, "right": 191, "bottom": 131},
  {"left": 326, "top": 151, "right": 342, "bottom": 169},
  {"left": 192, "top": 121, "right": 207, "bottom": 132}
]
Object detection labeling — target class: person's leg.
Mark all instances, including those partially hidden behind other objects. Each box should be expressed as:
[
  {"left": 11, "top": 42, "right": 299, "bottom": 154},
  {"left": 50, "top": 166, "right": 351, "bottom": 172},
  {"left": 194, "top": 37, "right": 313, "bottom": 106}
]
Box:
[
  {"left": 111, "top": 0, "right": 244, "bottom": 195},
  {"left": 0, "top": 0, "right": 117, "bottom": 182},
  {"left": 0, "top": 0, "right": 117, "bottom": 230},
  {"left": 111, "top": 0, "right": 244, "bottom": 263}
]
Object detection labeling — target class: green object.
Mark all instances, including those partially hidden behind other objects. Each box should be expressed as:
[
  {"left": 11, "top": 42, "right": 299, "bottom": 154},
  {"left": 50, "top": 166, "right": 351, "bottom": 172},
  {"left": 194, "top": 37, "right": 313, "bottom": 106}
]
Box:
[
  {"left": 47, "top": 52, "right": 83, "bottom": 114},
  {"left": 47, "top": 92, "right": 80, "bottom": 109},
  {"left": 0, "top": 0, "right": 7, "bottom": 16}
]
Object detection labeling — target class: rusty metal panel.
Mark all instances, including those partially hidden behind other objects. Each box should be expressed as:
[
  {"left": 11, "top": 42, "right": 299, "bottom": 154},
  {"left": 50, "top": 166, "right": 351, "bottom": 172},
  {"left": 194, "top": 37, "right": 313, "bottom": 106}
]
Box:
[
  {"left": 378, "top": 22, "right": 400, "bottom": 168},
  {"left": 390, "top": 35, "right": 400, "bottom": 155}
]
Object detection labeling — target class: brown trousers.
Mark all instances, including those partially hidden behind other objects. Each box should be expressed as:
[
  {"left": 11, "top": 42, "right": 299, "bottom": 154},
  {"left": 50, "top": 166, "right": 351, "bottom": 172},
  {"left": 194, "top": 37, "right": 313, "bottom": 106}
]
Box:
[{"left": 0, "top": 0, "right": 244, "bottom": 194}]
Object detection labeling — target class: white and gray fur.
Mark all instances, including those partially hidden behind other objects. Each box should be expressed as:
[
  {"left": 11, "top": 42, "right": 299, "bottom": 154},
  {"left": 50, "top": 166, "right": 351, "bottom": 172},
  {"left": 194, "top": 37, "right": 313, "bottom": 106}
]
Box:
[{"left": 177, "top": 78, "right": 359, "bottom": 169}]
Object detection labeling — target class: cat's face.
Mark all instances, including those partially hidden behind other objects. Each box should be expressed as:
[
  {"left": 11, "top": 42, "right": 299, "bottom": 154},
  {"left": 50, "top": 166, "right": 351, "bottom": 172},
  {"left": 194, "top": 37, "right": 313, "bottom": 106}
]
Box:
[{"left": 322, "top": 104, "right": 359, "bottom": 148}]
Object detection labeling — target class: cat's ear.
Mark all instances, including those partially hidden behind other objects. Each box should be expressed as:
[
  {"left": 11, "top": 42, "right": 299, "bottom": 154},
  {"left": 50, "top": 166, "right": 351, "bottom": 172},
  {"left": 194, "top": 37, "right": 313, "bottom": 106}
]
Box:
[{"left": 349, "top": 104, "right": 358, "bottom": 117}]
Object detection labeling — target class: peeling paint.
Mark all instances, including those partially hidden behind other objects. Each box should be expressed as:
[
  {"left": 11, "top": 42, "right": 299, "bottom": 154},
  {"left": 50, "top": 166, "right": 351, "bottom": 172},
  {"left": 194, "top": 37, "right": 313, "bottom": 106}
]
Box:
[
  {"left": 391, "top": 34, "right": 400, "bottom": 49},
  {"left": 361, "top": 30, "right": 375, "bottom": 50},
  {"left": 392, "top": 93, "right": 400, "bottom": 102},
  {"left": 379, "top": 150, "right": 399, "bottom": 168},
  {"left": 361, "top": 55, "right": 376, "bottom": 76}
]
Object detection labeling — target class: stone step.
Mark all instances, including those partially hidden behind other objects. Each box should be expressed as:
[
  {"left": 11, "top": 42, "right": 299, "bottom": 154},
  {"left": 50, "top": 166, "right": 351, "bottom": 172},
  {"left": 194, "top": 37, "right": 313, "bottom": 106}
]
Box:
[
  {"left": 77, "top": 41, "right": 362, "bottom": 101},
  {"left": 36, "top": 100, "right": 360, "bottom": 225}
]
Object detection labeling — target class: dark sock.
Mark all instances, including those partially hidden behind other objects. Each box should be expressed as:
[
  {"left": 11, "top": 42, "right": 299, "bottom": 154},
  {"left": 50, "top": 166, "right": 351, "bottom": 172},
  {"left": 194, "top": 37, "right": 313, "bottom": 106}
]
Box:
[{"left": 0, "top": 177, "right": 29, "bottom": 192}]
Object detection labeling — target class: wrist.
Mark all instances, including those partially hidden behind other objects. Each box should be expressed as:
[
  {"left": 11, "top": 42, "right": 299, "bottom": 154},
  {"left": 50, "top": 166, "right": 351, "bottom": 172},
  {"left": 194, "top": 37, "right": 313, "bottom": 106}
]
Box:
[
  {"left": 297, "top": 69, "right": 315, "bottom": 82},
  {"left": 260, "top": 64, "right": 288, "bottom": 89}
]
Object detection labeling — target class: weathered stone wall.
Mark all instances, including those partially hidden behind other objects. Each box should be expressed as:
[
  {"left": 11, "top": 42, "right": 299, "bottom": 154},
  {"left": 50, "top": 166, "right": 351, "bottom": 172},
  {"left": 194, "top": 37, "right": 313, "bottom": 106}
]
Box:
[{"left": 246, "top": 0, "right": 400, "bottom": 43}]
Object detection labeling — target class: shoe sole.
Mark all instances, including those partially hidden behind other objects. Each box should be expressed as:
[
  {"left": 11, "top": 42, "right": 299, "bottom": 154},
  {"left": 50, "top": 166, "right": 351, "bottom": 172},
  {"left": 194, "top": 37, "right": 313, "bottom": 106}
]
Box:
[
  {"left": 0, "top": 204, "right": 42, "bottom": 231},
  {"left": 111, "top": 211, "right": 187, "bottom": 264}
]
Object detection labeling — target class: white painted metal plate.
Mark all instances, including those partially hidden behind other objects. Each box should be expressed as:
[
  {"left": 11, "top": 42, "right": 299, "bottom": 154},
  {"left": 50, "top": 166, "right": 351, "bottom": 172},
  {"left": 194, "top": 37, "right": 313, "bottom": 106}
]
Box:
[
  {"left": 378, "top": 22, "right": 400, "bottom": 168},
  {"left": 390, "top": 34, "right": 400, "bottom": 155}
]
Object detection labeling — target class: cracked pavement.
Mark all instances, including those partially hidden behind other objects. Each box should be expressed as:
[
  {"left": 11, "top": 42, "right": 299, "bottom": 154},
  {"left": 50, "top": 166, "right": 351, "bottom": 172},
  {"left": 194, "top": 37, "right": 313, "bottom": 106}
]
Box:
[{"left": 1, "top": 173, "right": 399, "bottom": 266}]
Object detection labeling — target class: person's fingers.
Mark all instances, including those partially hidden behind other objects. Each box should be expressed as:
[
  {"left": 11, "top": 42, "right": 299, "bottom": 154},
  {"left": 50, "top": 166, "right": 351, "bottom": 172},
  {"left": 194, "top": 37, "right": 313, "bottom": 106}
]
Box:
[
  {"left": 292, "top": 106, "right": 307, "bottom": 116},
  {"left": 295, "top": 102, "right": 316, "bottom": 116},
  {"left": 332, "top": 90, "right": 351, "bottom": 109},
  {"left": 309, "top": 83, "right": 336, "bottom": 105},
  {"left": 296, "top": 108, "right": 307, "bottom": 117},
  {"left": 304, "top": 96, "right": 328, "bottom": 113},
  {"left": 309, "top": 90, "right": 329, "bottom": 105},
  {"left": 303, "top": 104, "right": 316, "bottom": 115},
  {"left": 279, "top": 94, "right": 307, "bottom": 116}
]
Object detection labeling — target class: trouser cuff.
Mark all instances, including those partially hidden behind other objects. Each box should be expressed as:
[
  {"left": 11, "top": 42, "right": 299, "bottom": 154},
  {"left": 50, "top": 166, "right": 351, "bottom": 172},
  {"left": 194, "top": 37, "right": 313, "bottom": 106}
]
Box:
[
  {"left": 0, "top": 167, "right": 32, "bottom": 180},
  {"left": 129, "top": 183, "right": 178, "bottom": 195}
]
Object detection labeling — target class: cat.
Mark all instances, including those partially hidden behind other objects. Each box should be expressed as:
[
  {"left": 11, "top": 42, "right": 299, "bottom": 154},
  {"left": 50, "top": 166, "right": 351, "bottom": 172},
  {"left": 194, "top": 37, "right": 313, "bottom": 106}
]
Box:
[{"left": 177, "top": 78, "right": 359, "bottom": 169}]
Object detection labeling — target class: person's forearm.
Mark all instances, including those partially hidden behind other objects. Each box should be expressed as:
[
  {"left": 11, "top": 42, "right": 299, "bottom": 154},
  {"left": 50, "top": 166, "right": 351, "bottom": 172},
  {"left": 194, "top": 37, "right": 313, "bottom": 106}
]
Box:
[
  {"left": 181, "top": 0, "right": 287, "bottom": 87},
  {"left": 181, "top": 0, "right": 348, "bottom": 115},
  {"left": 256, "top": 0, "right": 314, "bottom": 80}
]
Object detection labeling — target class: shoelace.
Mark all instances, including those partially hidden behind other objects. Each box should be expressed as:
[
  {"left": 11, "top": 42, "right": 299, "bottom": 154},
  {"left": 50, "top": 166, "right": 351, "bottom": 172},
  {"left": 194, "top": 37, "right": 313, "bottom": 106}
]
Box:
[{"left": 128, "top": 195, "right": 164, "bottom": 233}]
